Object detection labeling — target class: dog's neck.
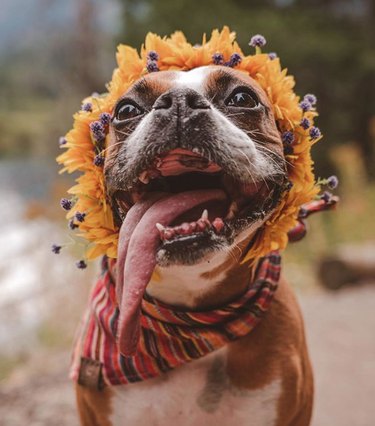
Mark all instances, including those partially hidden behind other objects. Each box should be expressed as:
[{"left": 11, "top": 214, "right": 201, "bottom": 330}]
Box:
[{"left": 146, "top": 235, "right": 257, "bottom": 310}]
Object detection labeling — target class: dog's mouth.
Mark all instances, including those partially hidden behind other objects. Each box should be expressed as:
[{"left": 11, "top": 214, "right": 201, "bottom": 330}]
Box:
[
  {"left": 114, "top": 148, "right": 277, "bottom": 251},
  {"left": 112, "top": 148, "right": 284, "bottom": 357}
]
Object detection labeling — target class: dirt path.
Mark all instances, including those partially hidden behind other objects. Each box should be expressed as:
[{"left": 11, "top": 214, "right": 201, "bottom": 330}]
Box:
[
  {"left": 299, "top": 283, "right": 375, "bottom": 426},
  {"left": 1, "top": 285, "right": 374, "bottom": 425}
]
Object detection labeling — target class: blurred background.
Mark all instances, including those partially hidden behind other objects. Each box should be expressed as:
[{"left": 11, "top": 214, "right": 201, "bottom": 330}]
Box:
[{"left": 0, "top": 0, "right": 374, "bottom": 424}]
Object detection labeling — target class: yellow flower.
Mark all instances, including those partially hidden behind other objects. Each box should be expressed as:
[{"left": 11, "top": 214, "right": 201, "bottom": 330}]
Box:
[{"left": 57, "top": 26, "right": 322, "bottom": 261}]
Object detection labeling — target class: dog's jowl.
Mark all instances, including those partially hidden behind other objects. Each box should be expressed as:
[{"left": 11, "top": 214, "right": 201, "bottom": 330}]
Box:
[{"left": 66, "top": 31, "right": 318, "bottom": 426}]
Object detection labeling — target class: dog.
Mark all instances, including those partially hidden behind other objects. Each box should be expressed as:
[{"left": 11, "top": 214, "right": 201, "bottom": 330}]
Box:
[{"left": 74, "top": 65, "right": 313, "bottom": 426}]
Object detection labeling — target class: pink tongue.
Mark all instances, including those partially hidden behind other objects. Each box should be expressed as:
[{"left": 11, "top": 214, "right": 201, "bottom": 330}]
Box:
[
  {"left": 117, "top": 189, "right": 226, "bottom": 356},
  {"left": 116, "top": 193, "right": 165, "bottom": 304}
]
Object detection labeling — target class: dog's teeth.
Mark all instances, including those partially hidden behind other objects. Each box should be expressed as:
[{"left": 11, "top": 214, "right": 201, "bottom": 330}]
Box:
[
  {"left": 212, "top": 218, "right": 225, "bottom": 233},
  {"left": 197, "top": 219, "right": 207, "bottom": 231},
  {"left": 139, "top": 171, "right": 150, "bottom": 184},
  {"left": 156, "top": 223, "right": 165, "bottom": 232},
  {"left": 226, "top": 201, "right": 238, "bottom": 220},
  {"left": 155, "top": 158, "right": 163, "bottom": 168},
  {"left": 180, "top": 223, "right": 190, "bottom": 234},
  {"left": 174, "top": 226, "right": 182, "bottom": 235},
  {"left": 192, "top": 147, "right": 200, "bottom": 154},
  {"left": 189, "top": 222, "right": 197, "bottom": 232},
  {"left": 164, "top": 229, "right": 174, "bottom": 240},
  {"left": 201, "top": 209, "right": 208, "bottom": 221}
]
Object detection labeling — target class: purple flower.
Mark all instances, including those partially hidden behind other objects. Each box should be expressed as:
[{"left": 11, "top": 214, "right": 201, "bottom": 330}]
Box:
[
  {"left": 300, "top": 117, "right": 311, "bottom": 130},
  {"left": 76, "top": 260, "right": 87, "bottom": 269},
  {"left": 299, "top": 99, "right": 312, "bottom": 112},
  {"left": 327, "top": 175, "right": 339, "bottom": 189},
  {"left": 60, "top": 198, "right": 73, "bottom": 211},
  {"left": 212, "top": 53, "right": 224, "bottom": 65},
  {"left": 321, "top": 191, "right": 332, "bottom": 202},
  {"left": 81, "top": 102, "right": 93, "bottom": 112},
  {"left": 283, "top": 145, "right": 294, "bottom": 155},
  {"left": 93, "top": 154, "right": 105, "bottom": 167},
  {"left": 304, "top": 94, "right": 317, "bottom": 105},
  {"left": 309, "top": 126, "right": 321, "bottom": 140},
  {"left": 226, "top": 53, "right": 242, "bottom": 67},
  {"left": 147, "top": 60, "right": 159, "bottom": 73},
  {"left": 90, "top": 121, "right": 104, "bottom": 134},
  {"left": 90, "top": 121, "right": 106, "bottom": 142},
  {"left": 249, "top": 34, "right": 267, "bottom": 48},
  {"left": 68, "top": 219, "right": 78, "bottom": 230},
  {"left": 147, "top": 50, "right": 159, "bottom": 61},
  {"left": 100, "top": 112, "right": 111, "bottom": 126},
  {"left": 282, "top": 131, "right": 294, "bottom": 144},
  {"left": 96, "top": 132, "right": 106, "bottom": 143},
  {"left": 268, "top": 52, "right": 277, "bottom": 60},
  {"left": 51, "top": 244, "right": 61, "bottom": 254},
  {"left": 75, "top": 212, "right": 86, "bottom": 223},
  {"left": 59, "top": 136, "right": 67, "bottom": 146}
]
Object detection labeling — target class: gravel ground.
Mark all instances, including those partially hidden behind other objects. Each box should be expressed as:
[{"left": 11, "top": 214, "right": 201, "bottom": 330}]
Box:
[
  {"left": 1, "top": 284, "right": 374, "bottom": 426},
  {"left": 299, "top": 283, "right": 375, "bottom": 426},
  {"left": 0, "top": 349, "right": 79, "bottom": 426}
]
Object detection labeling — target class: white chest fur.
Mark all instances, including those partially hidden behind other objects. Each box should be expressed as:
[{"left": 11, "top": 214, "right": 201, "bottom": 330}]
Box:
[{"left": 110, "top": 348, "right": 281, "bottom": 426}]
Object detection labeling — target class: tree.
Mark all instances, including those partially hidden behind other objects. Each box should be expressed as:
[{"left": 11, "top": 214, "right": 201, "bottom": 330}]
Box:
[{"left": 118, "top": 0, "right": 375, "bottom": 179}]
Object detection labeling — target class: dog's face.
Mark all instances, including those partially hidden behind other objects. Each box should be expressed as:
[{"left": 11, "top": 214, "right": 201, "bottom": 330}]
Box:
[{"left": 105, "top": 65, "right": 287, "bottom": 267}]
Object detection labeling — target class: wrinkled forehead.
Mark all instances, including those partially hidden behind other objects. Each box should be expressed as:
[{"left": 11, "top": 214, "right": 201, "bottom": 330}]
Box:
[{"left": 122, "top": 65, "right": 270, "bottom": 105}]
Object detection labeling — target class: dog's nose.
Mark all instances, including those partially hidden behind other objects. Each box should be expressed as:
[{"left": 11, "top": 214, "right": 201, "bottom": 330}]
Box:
[{"left": 153, "top": 88, "right": 211, "bottom": 111}]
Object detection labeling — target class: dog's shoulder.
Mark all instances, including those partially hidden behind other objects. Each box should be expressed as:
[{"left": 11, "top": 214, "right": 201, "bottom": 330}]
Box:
[{"left": 226, "top": 276, "right": 313, "bottom": 425}]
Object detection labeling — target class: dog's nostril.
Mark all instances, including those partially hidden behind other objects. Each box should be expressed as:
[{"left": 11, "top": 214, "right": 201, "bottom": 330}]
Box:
[
  {"left": 153, "top": 94, "right": 173, "bottom": 110},
  {"left": 186, "top": 92, "right": 210, "bottom": 110}
]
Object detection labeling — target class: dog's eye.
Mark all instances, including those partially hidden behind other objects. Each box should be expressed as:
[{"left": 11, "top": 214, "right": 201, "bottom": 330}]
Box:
[
  {"left": 226, "top": 91, "right": 258, "bottom": 108},
  {"left": 115, "top": 102, "right": 143, "bottom": 121}
]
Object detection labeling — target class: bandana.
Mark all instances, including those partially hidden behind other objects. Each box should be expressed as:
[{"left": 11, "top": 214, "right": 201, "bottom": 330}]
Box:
[{"left": 71, "top": 252, "right": 281, "bottom": 388}]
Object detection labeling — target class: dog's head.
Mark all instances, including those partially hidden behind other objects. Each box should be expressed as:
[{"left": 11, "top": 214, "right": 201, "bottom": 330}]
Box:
[
  {"left": 57, "top": 28, "right": 326, "bottom": 357},
  {"left": 103, "top": 65, "right": 288, "bottom": 355},
  {"left": 105, "top": 65, "right": 287, "bottom": 267}
]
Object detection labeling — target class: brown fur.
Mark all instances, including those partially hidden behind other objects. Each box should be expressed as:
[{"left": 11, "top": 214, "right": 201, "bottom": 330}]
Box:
[
  {"left": 76, "top": 67, "right": 313, "bottom": 425},
  {"left": 226, "top": 276, "right": 313, "bottom": 425},
  {"left": 76, "top": 383, "right": 113, "bottom": 426}
]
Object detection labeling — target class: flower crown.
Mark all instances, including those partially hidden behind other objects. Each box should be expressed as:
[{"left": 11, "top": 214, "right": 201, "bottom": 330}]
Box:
[{"left": 55, "top": 27, "right": 336, "bottom": 268}]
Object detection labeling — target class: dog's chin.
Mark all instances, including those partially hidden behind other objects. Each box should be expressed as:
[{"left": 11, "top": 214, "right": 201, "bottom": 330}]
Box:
[{"left": 155, "top": 230, "right": 228, "bottom": 267}]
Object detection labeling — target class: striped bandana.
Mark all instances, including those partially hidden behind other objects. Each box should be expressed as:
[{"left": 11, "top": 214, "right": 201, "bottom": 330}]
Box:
[{"left": 71, "top": 252, "right": 281, "bottom": 389}]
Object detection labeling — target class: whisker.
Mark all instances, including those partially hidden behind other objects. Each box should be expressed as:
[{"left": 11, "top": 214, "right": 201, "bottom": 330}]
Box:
[
  {"left": 222, "top": 244, "right": 240, "bottom": 263},
  {"left": 235, "top": 148, "right": 260, "bottom": 188},
  {"left": 256, "top": 144, "right": 294, "bottom": 170},
  {"left": 102, "top": 140, "right": 124, "bottom": 153},
  {"left": 225, "top": 112, "right": 246, "bottom": 119},
  {"left": 115, "top": 129, "right": 133, "bottom": 137},
  {"left": 209, "top": 93, "right": 218, "bottom": 103},
  {"left": 243, "top": 130, "right": 294, "bottom": 171},
  {"left": 255, "top": 147, "right": 284, "bottom": 172}
]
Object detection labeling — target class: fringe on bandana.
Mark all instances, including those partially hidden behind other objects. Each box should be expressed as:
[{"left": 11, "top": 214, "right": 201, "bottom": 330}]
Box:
[{"left": 71, "top": 252, "right": 281, "bottom": 389}]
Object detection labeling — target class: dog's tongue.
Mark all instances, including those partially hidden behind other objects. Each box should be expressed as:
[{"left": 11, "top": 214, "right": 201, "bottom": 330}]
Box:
[{"left": 117, "top": 189, "right": 226, "bottom": 356}]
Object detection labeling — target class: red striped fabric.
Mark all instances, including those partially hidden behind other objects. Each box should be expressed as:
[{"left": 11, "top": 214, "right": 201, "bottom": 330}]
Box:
[{"left": 71, "top": 252, "right": 281, "bottom": 386}]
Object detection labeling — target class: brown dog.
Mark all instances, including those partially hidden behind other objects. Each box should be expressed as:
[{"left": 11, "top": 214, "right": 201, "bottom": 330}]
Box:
[{"left": 74, "top": 66, "right": 313, "bottom": 425}]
